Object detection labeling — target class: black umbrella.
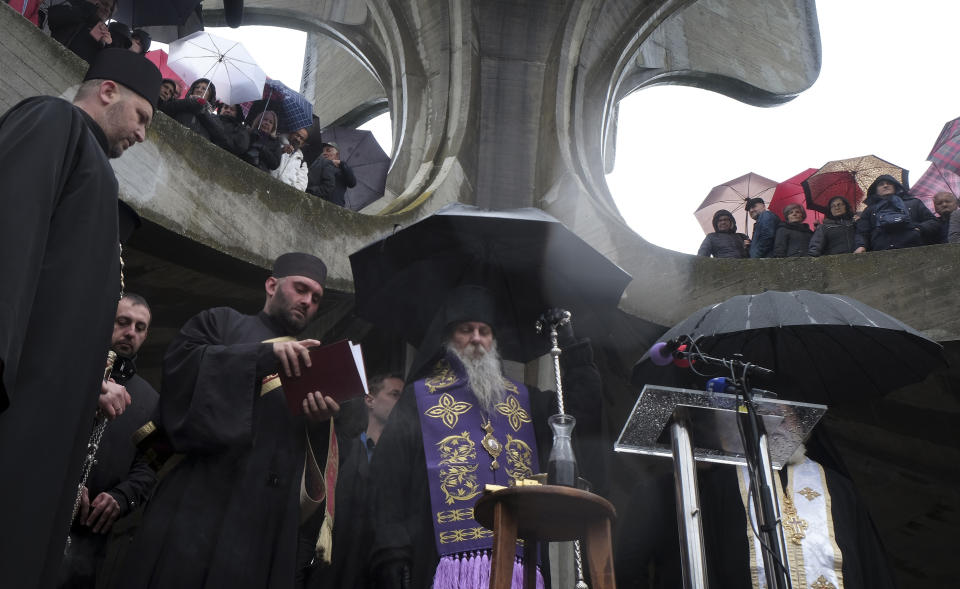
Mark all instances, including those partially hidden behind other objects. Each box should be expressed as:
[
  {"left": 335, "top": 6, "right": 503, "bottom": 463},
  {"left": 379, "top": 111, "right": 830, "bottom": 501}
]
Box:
[
  {"left": 633, "top": 290, "right": 944, "bottom": 405},
  {"left": 349, "top": 204, "right": 631, "bottom": 362},
  {"left": 112, "top": 0, "right": 202, "bottom": 27}
]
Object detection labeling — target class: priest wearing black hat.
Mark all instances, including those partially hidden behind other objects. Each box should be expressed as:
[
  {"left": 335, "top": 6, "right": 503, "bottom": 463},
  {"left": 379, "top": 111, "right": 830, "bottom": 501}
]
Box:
[
  {"left": 117, "top": 252, "right": 343, "bottom": 589},
  {"left": 0, "top": 49, "right": 161, "bottom": 589}
]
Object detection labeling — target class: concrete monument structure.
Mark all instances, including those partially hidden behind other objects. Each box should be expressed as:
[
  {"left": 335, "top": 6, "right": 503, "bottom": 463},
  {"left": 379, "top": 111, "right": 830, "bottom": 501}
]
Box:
[{"left": 1, "top": 1, "right": 956, "bottom": 585}]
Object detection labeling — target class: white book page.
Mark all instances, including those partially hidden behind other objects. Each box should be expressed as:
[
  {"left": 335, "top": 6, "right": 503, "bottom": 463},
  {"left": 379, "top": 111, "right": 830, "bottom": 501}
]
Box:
[{"left": 350, "top": 341, "right": 369, "bottom": 394}]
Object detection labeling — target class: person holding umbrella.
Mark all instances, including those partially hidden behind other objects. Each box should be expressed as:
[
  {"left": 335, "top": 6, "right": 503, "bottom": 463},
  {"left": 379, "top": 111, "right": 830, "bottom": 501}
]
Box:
[
  {"left": 308, "top": 142, "right": 357, "bottom": 207},
  {"left": 853, "top": 175, "right": 939, "bottom": 253},
  {"left": 697, "top": 209, "right": 748, "bottom": 258},
  {"left": 368, "top": 286, "right": 602, "bottom": 589},
  {"left": 808, "top": 196, "right": 857, "bottom": 256},
  {"left": 243, "top": 110, "right": 283, "bottom": 173}
]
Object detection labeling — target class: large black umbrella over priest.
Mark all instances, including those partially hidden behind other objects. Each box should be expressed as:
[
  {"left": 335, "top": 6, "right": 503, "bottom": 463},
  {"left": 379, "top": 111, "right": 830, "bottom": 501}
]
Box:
[
  {"left": 349, "top": 204, "right": 631, "bottom": 363},
  {"left": 634, "top": 290, "right": 944, "bottom": 405}
]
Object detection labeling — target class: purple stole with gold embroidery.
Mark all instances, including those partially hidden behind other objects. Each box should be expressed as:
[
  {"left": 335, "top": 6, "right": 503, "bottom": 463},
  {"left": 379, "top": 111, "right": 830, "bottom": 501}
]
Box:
[{"left": 414, "top": 353, "right": 540, "bottom": 560}]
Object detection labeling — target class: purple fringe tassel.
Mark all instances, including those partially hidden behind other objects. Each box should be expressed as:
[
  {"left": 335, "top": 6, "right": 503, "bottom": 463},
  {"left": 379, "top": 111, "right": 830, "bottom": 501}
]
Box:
[{"left": 434, "top": 551, "right": 543, "bottom": 589}]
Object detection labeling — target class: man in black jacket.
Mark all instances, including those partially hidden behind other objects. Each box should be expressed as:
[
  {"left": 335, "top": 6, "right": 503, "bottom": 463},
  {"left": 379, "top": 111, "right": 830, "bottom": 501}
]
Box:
[{"left": 312, "top": 142, "right": 357, "bottom": 208}]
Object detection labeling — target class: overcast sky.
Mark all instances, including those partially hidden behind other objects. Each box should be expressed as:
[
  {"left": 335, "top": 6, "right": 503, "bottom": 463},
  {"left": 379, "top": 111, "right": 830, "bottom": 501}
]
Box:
[
  {"left": 164, "top": 1, "right": 959, "bottom": 254},
  {"left": 605, "top": 0, "right": 960, "bottom": 253}
]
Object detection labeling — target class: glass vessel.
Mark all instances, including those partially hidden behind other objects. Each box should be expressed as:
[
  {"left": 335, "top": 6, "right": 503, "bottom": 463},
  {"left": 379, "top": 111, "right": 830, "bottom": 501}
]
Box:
[{"left": 547, "top": 413, "right": 578, "bottom": 486}]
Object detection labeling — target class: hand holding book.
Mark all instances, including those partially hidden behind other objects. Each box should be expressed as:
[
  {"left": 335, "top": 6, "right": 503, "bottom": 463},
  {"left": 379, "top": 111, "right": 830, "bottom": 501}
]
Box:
[{"left": 278, "top": 340, "right": 368, "bottom": 415}]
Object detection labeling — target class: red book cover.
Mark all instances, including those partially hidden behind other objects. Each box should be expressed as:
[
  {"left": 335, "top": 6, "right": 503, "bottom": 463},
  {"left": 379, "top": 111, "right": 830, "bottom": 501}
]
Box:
[{"left": 279, "top": 340, "right": 368, "bottom": 415}]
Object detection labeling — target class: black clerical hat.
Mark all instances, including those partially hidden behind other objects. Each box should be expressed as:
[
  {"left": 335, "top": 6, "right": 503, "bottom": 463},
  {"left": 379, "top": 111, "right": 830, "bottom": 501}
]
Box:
[
  {"left": 273, "top": 253, "right": 327, "bottom": 286},
  {"left": 84, "top": 48, "right": 162, "bottom": 111},
  {"left": 441, "top": 285, "right": 497, "bottom": 330}
]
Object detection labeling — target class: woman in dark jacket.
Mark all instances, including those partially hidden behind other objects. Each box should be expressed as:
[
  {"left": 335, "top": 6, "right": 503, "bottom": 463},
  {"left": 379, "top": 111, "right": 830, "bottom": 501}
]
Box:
[
  {"left": 772, "top": 203, "right": 813, "bottom": 257},
  {"left": 213, "top": 104, "right": 251, "bottom": 157},
  {"left": 243, "top": 110, "right": 283, "bottom": 172},
  {"left": 160, "top": 78, "right": 224, "bottom": 142},
  {"left": 697, "top": 209, "right": 749, "bottom": 258},
  {"left": 808, "top": 196, "right": 856, "bottom": 256}
]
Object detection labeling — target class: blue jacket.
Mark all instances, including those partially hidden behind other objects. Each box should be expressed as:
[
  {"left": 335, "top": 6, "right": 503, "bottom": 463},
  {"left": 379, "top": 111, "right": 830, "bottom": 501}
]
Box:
[{"left": 749, "top": 210, "right": 781, "bottom": 258}]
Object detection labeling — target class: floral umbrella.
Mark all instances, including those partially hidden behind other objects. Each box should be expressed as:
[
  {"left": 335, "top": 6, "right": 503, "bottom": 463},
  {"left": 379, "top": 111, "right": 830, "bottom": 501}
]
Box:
[{"left": 802, "top": 155, "right": 908, "bottom": 214}]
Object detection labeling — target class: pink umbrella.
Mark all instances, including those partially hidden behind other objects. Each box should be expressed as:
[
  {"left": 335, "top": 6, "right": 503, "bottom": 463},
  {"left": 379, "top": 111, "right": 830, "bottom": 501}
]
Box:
[
  {"left": 769, "top": 168, "right": 823, "bottom": 229},
  {"left": 146, "top": 49, "right": 187, "bottom": 98},
  {"left": 694, "top": 172, "right": 777, "bottom": 236},
  {"left": 910, "top": 163, "right": 960, "bottom": 211}
]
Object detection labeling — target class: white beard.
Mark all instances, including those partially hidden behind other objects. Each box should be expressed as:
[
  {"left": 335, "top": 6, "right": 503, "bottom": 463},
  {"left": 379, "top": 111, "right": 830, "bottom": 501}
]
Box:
[{"left": 447, "top": 340, "right": 507, "bottom": 413}]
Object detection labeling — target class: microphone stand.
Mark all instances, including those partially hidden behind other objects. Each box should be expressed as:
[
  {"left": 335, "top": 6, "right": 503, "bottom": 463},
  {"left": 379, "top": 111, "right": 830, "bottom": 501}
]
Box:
[{"left": 681, "top": 349, "right": 792, "bottom": 589}]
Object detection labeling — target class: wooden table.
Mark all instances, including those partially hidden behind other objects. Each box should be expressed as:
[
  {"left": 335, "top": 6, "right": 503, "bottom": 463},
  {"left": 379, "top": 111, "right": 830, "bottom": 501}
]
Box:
[{"left": 474, "top": 485, "right": 617, "bottom": 589}]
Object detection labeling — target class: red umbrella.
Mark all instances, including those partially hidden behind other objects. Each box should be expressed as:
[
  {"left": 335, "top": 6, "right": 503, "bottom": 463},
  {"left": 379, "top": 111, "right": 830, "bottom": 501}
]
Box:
[
  {"left": 802, "top": 155, "right": 907, "bottom": 214},
  {"left": 769, "top": 168, "right": 823, "bottom": 229},
  {"left": 910, "top": 163, "right": 960, "bottom": 211},
  {"left": 146, "top": 49, "right": 187, "bottom": 98},
  {"left": 694, "top": 172, "right": 777, "bottom": 236}
]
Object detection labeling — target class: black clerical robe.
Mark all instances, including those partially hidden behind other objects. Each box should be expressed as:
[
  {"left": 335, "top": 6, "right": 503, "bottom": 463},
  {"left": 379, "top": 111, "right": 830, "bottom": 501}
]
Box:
[
  {"left": 61, "top": 373, "right": 159, "bottom": 588},
  {"left": 116, "top": 308, "right": 319, "bottom": 589},
  {"left": 369, "top": 340, "right": 603, "bottom": 589},
  {"left": 0, "top": 96, "right": 121, "bottom": 589}
]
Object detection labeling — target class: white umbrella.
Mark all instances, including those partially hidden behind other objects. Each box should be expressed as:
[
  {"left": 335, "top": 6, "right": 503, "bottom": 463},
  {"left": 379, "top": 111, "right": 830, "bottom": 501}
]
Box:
[{"left": 167, "top": 31, "right": 267, "bottom": 105}]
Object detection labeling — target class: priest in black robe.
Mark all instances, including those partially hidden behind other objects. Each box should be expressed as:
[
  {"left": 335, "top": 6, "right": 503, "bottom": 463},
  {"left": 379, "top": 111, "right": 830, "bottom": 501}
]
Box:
[
  {"left": 60, "top": 293, "right": 160, "bottom": 588},
  {"left": 0, "top": 49, "right": 160, "bottom": 589},
  {"left": 116, "top": 253, "right": 342, "bottom": 589},
  {"left": 369, "top": 286, "right": 603, "bottom": 589}
]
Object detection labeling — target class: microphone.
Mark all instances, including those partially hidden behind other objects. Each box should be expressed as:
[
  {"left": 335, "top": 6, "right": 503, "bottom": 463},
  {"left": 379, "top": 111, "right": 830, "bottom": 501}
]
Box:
[{"left": 648, "top": 336, "right": 692, "bottom": 367}]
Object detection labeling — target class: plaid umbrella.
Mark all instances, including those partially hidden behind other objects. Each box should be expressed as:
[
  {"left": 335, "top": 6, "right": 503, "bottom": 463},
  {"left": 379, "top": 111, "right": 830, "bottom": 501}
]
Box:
[
  {"left": 694, "top": 172, "right": 777, "bottom": 236},
  {"left": 927, "top": 116, "right": 960, "bottom": 176},
  {"left": 244, "top": 80, "right": 314, "bottom": 134},
  {"left": 910, "top": 163, "right": 960, "bottom": 211},
  {"left": 768, "top": 168, "right": 823, "bottom": 230},
  {"left": 802, "top": 155, "right": 908, "bottom": 214}
]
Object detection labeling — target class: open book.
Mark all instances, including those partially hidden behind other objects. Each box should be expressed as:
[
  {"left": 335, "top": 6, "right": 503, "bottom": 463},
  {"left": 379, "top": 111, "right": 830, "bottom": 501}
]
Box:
[{"left": 279, "top": 340, "right": 368, "bottom": 415}]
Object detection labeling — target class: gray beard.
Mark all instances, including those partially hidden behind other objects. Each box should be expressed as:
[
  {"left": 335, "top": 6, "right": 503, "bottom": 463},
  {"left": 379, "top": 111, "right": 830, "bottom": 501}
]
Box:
[{"left": 447, "top": 341, "right": 507, "bottom": 413}]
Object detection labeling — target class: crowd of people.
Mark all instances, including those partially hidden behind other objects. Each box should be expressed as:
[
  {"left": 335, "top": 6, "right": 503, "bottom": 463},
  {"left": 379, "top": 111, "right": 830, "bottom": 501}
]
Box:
[
  {"left": 12, "top": 0, "right": 360, "bottom": 208},
  {"left": 2, "top": 4, "right": 949, "bottom": 589},
  {"left": 698, "top": 176, "right": 957, "bottom": 259}
]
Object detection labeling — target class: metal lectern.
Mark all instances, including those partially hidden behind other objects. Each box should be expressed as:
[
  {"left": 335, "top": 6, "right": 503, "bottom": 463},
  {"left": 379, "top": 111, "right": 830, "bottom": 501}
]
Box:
[{"left": 615, "top": 385, "right": 827, "bottom": 589}]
